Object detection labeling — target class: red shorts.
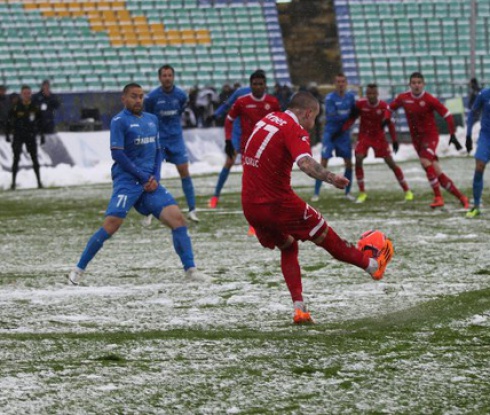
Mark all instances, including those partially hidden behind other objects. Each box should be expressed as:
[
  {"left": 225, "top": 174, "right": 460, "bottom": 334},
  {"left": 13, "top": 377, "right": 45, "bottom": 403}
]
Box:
[
  {"left": 355, "top": 138, "right": 391, "bottom": 158},
  {"left": 242, "top": 194, "right": 328, "bottom": 250},
  {"left": 412, "top": 137, "right": 439, "bottom": 161}
]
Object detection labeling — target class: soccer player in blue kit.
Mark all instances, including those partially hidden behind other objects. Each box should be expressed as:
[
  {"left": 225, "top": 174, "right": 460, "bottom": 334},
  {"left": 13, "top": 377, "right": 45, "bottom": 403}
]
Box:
[
  {"left": 67, "top": 83, "right": 207, "bottom": 285},
  {"left": 144, "top": 65, "right": 199, "bottom": 223},
  {"left": 466, "top": 86, "right": 490, "bottom": 218},
  {"left": 312, "top": 73, "right": 356, "bottom": 202}
]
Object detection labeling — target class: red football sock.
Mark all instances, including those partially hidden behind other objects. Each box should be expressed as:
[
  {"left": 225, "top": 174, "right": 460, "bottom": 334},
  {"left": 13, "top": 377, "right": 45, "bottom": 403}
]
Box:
[
  {"left": 318, "top": 227, "right": 370, "bottom": 270},
  {"left": 438, "top": 173, "right": 464, "bottom": 199},
  {"left": 280, "top": 240, "right": 303, "bottom": 302},
  {"left": 394, "top": 166, "right": 409, "bottom": 192},
  {"left": 424, "top": 165, "right": 442, "bottom": 197},
  {"left": 355, "top": 165, "right": 365, "bottom": 192}
]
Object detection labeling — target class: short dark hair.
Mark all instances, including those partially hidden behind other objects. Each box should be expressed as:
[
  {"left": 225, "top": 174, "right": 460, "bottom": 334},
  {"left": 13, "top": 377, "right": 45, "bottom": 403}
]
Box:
[
  {"left": 288, "top": 91, "right": 319, "bottom": 111},
  {"left": 410, "top": 72, "right": 424, "bottom": 82},
  {"left": 158, "top": 64, "right": 175, "bottom": 77},
  {"left": 250, "top": 70, "right": 266, "bottom": 83},
  {"left": 366, "top": 83, "right": 378, "bottom": 90},
  {"left": 123, "top": 83, "right": 142, "bottom": 94},
  {"left": 21, "top": 85, "right": 31, "bottom": 91},
  {"left": 336, "top": 72, "right": 346, "bottom": 79}
]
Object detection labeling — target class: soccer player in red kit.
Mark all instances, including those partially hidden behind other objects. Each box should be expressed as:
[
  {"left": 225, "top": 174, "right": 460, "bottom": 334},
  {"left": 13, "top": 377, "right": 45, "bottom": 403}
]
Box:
[
  {"left": 208, "top": 70, "right": 281, "bottom": 211},
  {"left": 386, "top": 72, "right": 468, "bottom": 209},
  {"left": 342, "top": 83, "right": 413, "bottom": 203},
  {"left": 241, "top": 91, "right": 394, "bottom": 324}
]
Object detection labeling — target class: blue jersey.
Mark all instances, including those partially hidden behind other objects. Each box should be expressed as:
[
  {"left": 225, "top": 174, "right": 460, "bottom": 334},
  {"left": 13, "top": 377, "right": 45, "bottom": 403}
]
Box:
[
  {"left": 144, "top": 85, "right": 188, "bottom": 141},
  {"left": 467, "top": 87, "right": 490, "bottom": 137},
  {"left": 324, "top": 90, "right": 356, "bottom": 133},
  {"left": 214, "top": 86, "right": 250, "bottom": 144},
  {"left": 110, "top": 109, "right": 159, "bottom": 182}
]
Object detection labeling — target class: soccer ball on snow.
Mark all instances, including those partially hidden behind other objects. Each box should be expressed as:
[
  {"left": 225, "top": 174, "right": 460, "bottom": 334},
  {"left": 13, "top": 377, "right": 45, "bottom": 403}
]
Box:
[{"left": 357, "top": 230, "right": 387, "bottom": 258}]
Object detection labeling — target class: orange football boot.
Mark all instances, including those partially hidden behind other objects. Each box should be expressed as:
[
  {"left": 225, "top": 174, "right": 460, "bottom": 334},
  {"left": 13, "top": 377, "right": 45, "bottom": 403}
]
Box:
[
  {"left": 460, "top": 196, "right": 469, "bottom": 210},
  {"left": 371, "top": 238, "right": 394, "bottom": 281},
  {"left": 430, "top": 196, "right": 444, "bottom": 208},
  {"left": 208, "top": 196, "right": 219, "bottom": 209}
]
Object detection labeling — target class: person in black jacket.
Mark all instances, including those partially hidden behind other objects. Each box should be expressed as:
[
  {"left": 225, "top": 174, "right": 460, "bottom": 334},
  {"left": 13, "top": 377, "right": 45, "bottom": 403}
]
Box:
[
  {"left": 32, "top": 79, "right": 60, "bottom": 135},
  {"left": 6, "top": 85, "right": 44, "bottom": 190},
  {"left": 0, "top": 84, "right": 8, "bottom": 135}
]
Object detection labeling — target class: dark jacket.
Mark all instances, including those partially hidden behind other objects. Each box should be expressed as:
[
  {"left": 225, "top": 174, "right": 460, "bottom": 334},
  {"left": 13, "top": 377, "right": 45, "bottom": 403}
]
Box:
[
  {"left": 32, "top": 91, "right": 60, "bottom": 134},
  {"left": 0, "top": 95, "right": 8, "bottom": 134},
  {"left": 6, "top": 101, "right": 43, "bottom": 140}
]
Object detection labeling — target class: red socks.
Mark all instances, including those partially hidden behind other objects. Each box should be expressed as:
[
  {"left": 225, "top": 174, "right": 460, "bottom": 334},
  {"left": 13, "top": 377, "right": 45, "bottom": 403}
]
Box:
[{"left": 281, "top": 241, "right": 303, "bottom": 303}]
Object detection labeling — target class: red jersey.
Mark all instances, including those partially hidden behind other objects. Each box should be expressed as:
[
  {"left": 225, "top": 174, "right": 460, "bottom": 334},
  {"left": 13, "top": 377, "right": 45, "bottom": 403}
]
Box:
[
  {"left": 242, "top": 110, "right": 312, "bottom": 204},
  {"left": 344, "top": 99, "right": 396, "bottom": 142},
  {"left": 387, "top": 90, "right": 455, "bottom": 141},
  {"left": 225, "top": 93, "right": 281, "bottom": 152}
]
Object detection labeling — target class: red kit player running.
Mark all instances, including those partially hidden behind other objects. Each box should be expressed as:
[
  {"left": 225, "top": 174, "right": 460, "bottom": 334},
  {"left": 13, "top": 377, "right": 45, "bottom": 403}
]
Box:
[
  {"left": 342, "top": 83, "right": 413, "bottom": 204},
  {"left": 386, "top": 72, "right": 468, "bottom": 209},
  {"left": 241, "top": 91, "right": 394, "bottom": 324}
]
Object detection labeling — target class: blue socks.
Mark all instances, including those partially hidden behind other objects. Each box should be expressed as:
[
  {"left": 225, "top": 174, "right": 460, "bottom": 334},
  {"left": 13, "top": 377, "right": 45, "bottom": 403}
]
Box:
[
  {"left": 181, "top": 176, "right": 196, "bottom": 211},
  {"left": 214, "top": 167, "right": 231, "bottom": 197},
  {"left": 77, "top": 227, "right": 111, "bottom": 270},
  {"left": 473, "top": 170, "right": 484, "bottom": 207},
  {"left": 344, "top": 167, "right": 353, "bottom": 195},
  {"left": 172, "top": 226, "right": 195, "bottom": 271},
  {"left": 314, "top": 178, "right": 322, "bottom": 196}
]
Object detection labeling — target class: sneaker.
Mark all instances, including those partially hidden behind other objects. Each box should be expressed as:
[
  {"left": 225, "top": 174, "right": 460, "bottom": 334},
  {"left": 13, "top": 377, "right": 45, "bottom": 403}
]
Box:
[
  {"left": 404, "top": 190, "right": 414, "bottom": 201},
  {"left": 460, "top": 196, "right": 470, "bottom": 210},
  {"left": 188, "top": 209, "right": 199, "bottom": 222},
  {"left": 67, "top": 267, "right": 84, "bottom": 285},
  {"left": 311, "top": 194, "right": 320, "bottom": 202},
  {"left": 293, "top": 301, "right": 315, "bottom": 324},
  {"left": 247, "top": 225, "right": 256, "bottom": 236},
  {"left": 356, "top": 192, "right": 368, "bottom": 204},
  {"left": 430, "top": 196, "right": 444, "bottom": 208},
  {"left": 345, "top": 193, "right": 356, "bottom": 202},
  {"left": 185, "top": 267, "right": 211, "bottom": 282},
  {"left": 466, "top": 207, "right": 481, "bottom": 218},
  {"left": 141, "top": 215, "right": 153, "bottom": 228},
  {"left": 370, "top": 239, "right": 394, "bottom": 281},
  {"left": 208, "top": 196, "right": 219, "bottom": 209}
]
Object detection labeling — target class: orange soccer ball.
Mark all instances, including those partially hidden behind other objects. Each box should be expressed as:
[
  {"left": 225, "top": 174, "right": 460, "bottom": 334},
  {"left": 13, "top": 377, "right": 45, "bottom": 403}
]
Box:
[{"left": 357, "top": 230, "right": 387, "bottom": 258}]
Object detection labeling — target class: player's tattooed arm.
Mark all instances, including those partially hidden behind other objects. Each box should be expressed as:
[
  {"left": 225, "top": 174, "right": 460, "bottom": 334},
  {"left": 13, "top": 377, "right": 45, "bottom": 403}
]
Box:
[{"left": 297, "top": 155, "right": 349, "bottom": 190}]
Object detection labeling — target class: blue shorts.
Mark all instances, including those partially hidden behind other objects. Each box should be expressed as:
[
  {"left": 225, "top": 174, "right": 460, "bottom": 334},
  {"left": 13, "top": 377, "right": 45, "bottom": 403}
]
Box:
[
  {"left": 321, "top": 130, "right": 352, "bottom": 160},
  {"left": 475, "top": 132, "right": 490, "bottom": 163},
  {"left": 106, "top": 180, "right": 177, "bottom": 219},
  {"left": 160, "top": 136, "right": 189, "bottom": 165}
]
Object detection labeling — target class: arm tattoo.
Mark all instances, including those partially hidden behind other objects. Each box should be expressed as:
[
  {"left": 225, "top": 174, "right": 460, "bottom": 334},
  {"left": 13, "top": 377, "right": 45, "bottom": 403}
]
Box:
[{"left": 298, "top": 156, "right": 334, "bottom": 183}]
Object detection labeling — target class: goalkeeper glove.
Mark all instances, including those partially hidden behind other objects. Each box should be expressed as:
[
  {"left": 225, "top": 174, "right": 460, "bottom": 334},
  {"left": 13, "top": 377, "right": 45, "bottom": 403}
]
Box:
[
  {"left": 465, "top": 135, "right": 473, "bottom": 154},
  {"left": 40, "top": 135, "right": 45, "bottom": 145},
  {"left": 225, "top": 140, "right": 235, "bottom": 159},
  {"left": 392, "top": 141, "right": 399, "bottom": 154},
  {"left": 449, "top": 134, "right": 462, "bottom": 151}
]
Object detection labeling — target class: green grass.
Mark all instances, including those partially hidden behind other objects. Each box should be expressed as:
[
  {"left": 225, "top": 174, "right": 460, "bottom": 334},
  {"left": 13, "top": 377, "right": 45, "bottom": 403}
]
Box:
[{"left": 1, "top": 157, "right": 490, "bottom": 414}]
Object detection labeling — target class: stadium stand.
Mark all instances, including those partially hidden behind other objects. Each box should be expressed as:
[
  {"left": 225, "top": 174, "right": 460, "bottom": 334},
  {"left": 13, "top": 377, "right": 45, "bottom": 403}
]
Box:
[
  {"left": 0, "top": 0, "right": 290, "bottom": 92},
  {"left": 334, "top": 0, "right": 486, "bottom": 99}
]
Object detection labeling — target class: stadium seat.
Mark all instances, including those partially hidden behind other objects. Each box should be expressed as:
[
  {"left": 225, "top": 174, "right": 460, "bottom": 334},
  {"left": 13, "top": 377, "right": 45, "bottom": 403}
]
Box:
[{"left": 0, "top": 0, "right": 289, "bottom": 92}]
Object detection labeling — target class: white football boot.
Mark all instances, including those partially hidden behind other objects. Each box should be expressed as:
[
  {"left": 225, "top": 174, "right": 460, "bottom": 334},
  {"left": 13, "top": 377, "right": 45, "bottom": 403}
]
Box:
[
  {"left": 185, "top": 267, "right": 211, "bottom": 282},
  {"left": 141, "top": 215, "right": 153, "bottom": 228},
  {"left": 67, "top": 267, "right": 84, "bottom": 285},
  {"left": 187, "top": 209, "right": 199, "bottom": 222}
]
